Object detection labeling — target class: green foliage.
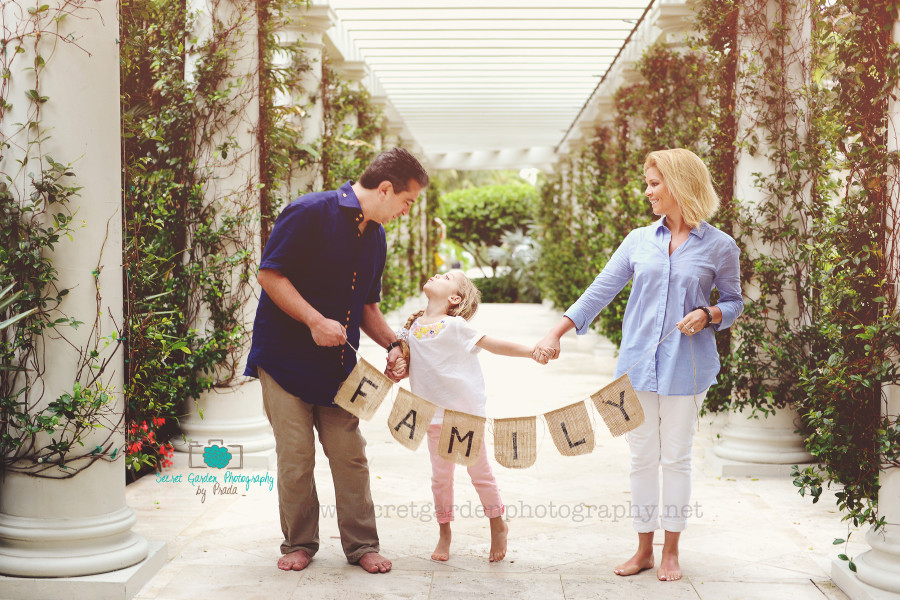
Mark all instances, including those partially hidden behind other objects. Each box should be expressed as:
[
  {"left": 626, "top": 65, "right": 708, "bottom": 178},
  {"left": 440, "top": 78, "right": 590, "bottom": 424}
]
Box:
[
  {"left": 471, "top": 275, "right": 518, "bottom": 303},
  {"left": 486, "top": 229, "right": 542, "bottom": 303},
  {"left": 438, "top": 182, "right": 538, "bottom": 250},
  {"left": 258, "top": 0, "right": 313, "bottom": 244},
  {"left": 538, "top": 0, "right": 900, "bottom": 533},
  {"left": 121, "top": 0, "right": 264, "bottom": 475},
  {"left": 320, "top": 59, "right": 384, "bottom": 191},
  {"left": 1, "top": 2, "right": 120, "bottom": 476},
  {"left": 535, "top": 44, "right": 710, "bottom": 347}
]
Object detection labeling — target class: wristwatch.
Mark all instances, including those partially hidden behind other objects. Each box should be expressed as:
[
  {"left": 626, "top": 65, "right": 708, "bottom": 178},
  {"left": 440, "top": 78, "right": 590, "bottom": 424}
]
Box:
[
  {"left": 386, "top": 340, "right": 401, "bottom": 352},
  {"left": 693, "top": 306, "right": 713, "bottom": 329}
]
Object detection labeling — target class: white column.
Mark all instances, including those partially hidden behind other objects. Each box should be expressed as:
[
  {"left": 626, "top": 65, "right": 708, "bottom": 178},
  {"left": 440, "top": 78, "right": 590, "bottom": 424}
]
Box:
[
  {"left": 331, "top": 59, "right": 369, "bottom": 148},
  {"left": 286, "top": 3, "right": 335, "bottom": 193},
  {"left": 710, "top": 0, "right": 815, "bottom": 476},
  {"left": 172, "top": 0, "right": 275, "bottom": 468},
  {"left": 833, "top": 17, "right": 900, "bottom": 597},
  {"left": 0, "top": 0, "right": 163, "bottom": 591}
]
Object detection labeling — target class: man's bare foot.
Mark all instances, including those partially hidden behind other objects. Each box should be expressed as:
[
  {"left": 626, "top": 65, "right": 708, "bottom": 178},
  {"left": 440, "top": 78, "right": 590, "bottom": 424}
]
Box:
[
  {"left": 488, "top": 517, "right": 508, "bottom": 562},
  {"left": 657, "top": 551, "right": 681, "bottom": 581},
  {"left": 432, "top": 523, "right": 452, "bottom": 561},
  {"left": 358, "top": 552, "right": 392, "bottom": 574},
  {"left": 277, "top": 549, "right": 312, "bottom": 571},
  {"left": 613, "top": 551, "right": 654, "bottom": 576}
]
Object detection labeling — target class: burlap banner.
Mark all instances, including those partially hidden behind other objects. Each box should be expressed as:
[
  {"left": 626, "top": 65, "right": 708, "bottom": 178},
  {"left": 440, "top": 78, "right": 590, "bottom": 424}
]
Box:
[
  {"left": 387, "top": 388, "right": 437, "bottom": 450},
  {"left": 332, "top": 354, "right": 654, "bottom": 466},
  {"left": 590, "top": 374, "right": 644, "bottom": 437},
  {"left": 544, "top": 401, "right": 595, "bottom": 456},
  {"left": 334, "top": 358, "right": 393, "bottom": 421},
  {"left": 493, "top": 417, "right": 537, "bottom": 469},
  {"left": 438, "top": 409, "right": 486, "bottom": 466}
]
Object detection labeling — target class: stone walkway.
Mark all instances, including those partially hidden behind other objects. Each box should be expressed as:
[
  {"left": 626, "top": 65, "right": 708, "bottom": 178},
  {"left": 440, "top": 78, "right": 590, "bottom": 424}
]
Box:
[{"left": 130, "top": 302, "right": 864, "bottom": 600}]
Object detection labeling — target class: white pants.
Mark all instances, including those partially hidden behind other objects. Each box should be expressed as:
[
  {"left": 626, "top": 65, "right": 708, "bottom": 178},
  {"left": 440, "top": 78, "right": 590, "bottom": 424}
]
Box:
[{"left": 625, "top": 390, "right": 706, "bottom": 533}]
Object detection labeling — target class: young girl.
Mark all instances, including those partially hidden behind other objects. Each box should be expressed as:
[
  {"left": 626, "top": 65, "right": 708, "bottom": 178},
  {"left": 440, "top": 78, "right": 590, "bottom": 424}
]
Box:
[{"left": 396, "top": 270, "right": 543, "bottom": 563}]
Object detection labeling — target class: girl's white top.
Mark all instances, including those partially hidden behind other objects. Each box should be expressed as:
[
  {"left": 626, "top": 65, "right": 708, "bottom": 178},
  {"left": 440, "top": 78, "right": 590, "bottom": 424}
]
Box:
[{"left": 407, "top": 315, "right": 487, "bottom": 425}]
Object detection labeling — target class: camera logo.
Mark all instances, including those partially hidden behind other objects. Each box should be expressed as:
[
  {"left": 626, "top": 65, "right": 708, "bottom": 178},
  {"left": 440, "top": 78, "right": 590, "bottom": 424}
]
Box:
[{"left": 188, "top": 438, "right": 244, "bottom": 469}]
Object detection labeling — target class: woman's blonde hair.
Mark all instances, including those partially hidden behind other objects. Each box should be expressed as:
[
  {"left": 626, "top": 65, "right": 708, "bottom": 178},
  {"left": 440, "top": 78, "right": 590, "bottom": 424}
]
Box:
[
  {"left": 398, "top": 271, "right": 481, "bottom": 363},
  {"left": 644, "top": 148, "right": 719, "bottom": 228}
]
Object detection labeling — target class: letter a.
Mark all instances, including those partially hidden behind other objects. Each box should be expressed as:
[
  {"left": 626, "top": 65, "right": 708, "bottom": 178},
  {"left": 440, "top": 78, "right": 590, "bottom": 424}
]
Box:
[{"left": 393, "top": 409, "right": 417, "bottom": 440}]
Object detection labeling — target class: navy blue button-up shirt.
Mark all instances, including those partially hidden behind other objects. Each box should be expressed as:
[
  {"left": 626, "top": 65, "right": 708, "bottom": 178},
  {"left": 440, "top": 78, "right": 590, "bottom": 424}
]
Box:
[
  {"left": 244, "top": 181, "right": 386, "bottom": 406},
  {"left": 564, "top": 218, "right": 743, "bottom": 395}
]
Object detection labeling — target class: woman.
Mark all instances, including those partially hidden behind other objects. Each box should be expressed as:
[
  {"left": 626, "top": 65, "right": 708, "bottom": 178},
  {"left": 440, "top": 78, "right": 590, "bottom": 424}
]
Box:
[{"left": 534, "top": 148, "right": 743, "bottom": 581}]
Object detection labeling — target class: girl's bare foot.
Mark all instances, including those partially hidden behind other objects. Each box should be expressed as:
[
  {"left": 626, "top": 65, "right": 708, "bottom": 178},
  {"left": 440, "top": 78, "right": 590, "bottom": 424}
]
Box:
[
  {"left": 613, "top": 551, "right": 654, "bottom": 576},
  {"left": 489, "top": 517, "right": 508, "bottom": 562},
  {"left": 277, "top": 549, "right": 312, "bottom": 571},
  {"left": 432, "top": 522, "right": 452, "bottom": 561}
]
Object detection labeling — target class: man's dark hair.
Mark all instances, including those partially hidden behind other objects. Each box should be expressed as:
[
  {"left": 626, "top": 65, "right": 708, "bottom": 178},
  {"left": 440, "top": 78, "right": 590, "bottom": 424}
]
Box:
[{"left": 359, "top": 147, "right": 429, "bottom": 192}]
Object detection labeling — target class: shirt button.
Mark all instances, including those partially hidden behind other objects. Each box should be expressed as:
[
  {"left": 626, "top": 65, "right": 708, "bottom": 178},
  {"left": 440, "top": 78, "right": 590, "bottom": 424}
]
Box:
[{"left": 343, "top": 193, "right": 347, "bottom": 197}]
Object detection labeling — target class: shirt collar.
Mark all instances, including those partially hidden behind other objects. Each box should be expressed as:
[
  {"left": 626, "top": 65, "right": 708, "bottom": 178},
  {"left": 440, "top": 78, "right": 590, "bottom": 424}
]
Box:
[
  {"left": 338, "top": 180, "right": 360, "bottom": 211},
  {"left": 653, "top": 217, "right": 707, "bottom": 239},
  {"left": 338, "top": 180, "right": 377, "bottom": 233}
]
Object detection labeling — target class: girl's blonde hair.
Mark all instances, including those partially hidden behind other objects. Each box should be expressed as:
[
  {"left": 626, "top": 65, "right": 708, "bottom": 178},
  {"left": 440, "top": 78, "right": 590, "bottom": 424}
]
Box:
[
  {"left": 398, "top": 271, "right": 481, "bottom": 363},
  {"left": 644, "top": 148, "right": 720, "bottom": 228}
]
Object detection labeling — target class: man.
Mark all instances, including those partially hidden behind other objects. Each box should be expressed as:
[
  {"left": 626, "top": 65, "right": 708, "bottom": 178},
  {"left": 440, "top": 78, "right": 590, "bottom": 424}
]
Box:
[{"left": 244, "top": 148, "right": 427, "bottom": 573}]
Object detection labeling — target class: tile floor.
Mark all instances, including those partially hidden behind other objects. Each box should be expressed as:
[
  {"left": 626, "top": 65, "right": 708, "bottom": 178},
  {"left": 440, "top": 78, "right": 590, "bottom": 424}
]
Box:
[{"left": 129, "top": 303, "right": 865, "bottom": 600}]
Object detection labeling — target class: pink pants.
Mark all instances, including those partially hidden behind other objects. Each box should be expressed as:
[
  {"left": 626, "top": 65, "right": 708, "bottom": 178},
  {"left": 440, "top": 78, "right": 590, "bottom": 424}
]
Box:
[{"left": 426, "top": 424, "right": 504, "bottom": 523}]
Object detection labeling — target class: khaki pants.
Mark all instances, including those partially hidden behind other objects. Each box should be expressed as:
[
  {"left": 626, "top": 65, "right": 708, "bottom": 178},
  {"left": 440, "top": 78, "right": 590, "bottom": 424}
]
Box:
[{"left": 259, "top": 368, "right": 379, "bottom": 563}]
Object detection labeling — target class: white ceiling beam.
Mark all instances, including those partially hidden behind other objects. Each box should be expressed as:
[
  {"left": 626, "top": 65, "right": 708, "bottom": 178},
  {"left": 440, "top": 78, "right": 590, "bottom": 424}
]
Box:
[
  {"left": 340, "top": 20, "right": 636, "bottom": 31},
  {"left": 335, "top": 9, "right": 643, "bottom": 20},
  {"left": 318, "top": 0, "right": 656, "bottom": 164},
  {"left": 332, "top": 0, "right": 641, "bottom": 8},
  {"left": 349, "top": 30, "right": 635, "bottom": 41}
]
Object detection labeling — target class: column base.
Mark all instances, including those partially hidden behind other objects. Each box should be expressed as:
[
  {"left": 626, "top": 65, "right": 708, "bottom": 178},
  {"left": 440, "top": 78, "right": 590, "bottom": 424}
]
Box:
[
  {"left": 703, "top": 448, "right": 810, "bottom": 478},
  {"left": 0, "top": 539, "right": 166, "bottom": 600},
  {"left": 171, "top": 379, "right": 276, "bottom": 468},
  {"left": 712, "top": 405, "right": 815, "bottom": 471},
  {"left": 0, "top": 506, "right": 148, "bottom": 577},
  {"left": 833, "top": 555, "right": 900, "bottom": 600}
]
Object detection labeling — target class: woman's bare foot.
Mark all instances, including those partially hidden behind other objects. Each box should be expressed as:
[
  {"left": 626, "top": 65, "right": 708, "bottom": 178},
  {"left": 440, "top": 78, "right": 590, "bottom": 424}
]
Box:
[
  {"left": 614, "top": 531, "right": 655, "bottom": 576},
  {"left": 658, "top": 530, "right": 682, "bottom": 581},
  {"left": 488, "top": 517, "right": 508, "bottom": 562},
  {"left": 657, "top": 551, "right": 682, "bottom": 581},
  {"left": 358, "top": 552, "right": 392, "bottom": 573},
  {"left": 432, "top": 523, "right": 452, "bottom": 561},
  {"left": 613, "top": 550, "right": 654, "bottom": 576},
  {"left": 277, "top": 549, "right": 312, "bottom": 571}
]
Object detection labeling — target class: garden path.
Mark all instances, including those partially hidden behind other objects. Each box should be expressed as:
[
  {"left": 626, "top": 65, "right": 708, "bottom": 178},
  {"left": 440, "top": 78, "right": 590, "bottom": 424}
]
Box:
[{"left": 130, "top": 302, "right": 859, "bottom": 600}]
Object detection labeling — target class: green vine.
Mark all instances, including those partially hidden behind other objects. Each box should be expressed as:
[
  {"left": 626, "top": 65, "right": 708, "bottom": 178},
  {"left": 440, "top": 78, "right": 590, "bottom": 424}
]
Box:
[
  {"left": 538, "top": 0, "right": 900, "bottom": 537},
  {"left": 1, "top": 0, "right": 122, "bottom": 477},
  {"left": 121, "top": 0, "right": 263, "bottom": 475}
]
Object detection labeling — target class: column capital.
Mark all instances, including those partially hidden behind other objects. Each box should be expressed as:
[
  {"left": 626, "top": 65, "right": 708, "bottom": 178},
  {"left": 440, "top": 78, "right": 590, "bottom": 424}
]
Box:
[
  {"left": 285, "top": 3, "right": 336, "bottom": 50},
  {"left": 654, "top": 0, "right": 698, "bottom": 46},
  {"left": 333, "top": 60, "right": 368, "bottom": 83}
]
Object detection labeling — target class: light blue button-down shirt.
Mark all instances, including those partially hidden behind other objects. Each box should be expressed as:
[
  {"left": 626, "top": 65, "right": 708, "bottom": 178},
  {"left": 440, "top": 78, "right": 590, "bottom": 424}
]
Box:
[{"left": 564, "top": 218, "right": 743, "bottom": 395}]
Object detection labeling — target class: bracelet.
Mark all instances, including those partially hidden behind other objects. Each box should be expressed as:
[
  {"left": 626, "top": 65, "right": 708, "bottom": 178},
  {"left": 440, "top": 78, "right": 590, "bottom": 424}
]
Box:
[
  {"left": 693, "top": 306, "right": 713, "bottom": 329},
  {"left": 385, "top": 340, "right": 401, "bottom": 352}
]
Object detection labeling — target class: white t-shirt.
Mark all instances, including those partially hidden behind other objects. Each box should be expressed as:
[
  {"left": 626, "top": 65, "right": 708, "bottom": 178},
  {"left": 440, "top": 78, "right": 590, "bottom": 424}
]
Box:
[{"left": 407, "top": 315, "right": 487, "bottom": 425}]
